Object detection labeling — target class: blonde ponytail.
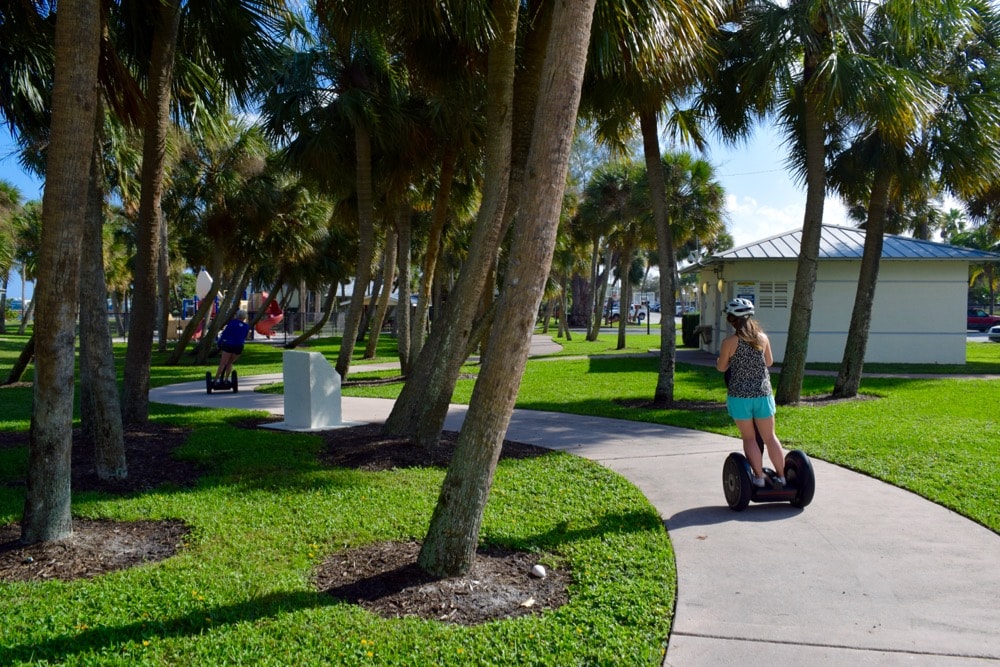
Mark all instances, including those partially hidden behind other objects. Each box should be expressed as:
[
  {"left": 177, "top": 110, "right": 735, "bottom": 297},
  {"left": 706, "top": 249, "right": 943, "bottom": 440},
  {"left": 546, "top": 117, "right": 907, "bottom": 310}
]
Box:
[{"left": 733, "top": 316, "right": 766, "bottom": 351}]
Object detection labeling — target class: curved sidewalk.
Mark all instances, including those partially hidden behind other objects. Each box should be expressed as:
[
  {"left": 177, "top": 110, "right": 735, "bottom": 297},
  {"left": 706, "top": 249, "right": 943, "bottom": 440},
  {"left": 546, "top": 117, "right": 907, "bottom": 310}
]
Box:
[{"left": 150, "top": 376, "right": 1000, "bottom": 666}]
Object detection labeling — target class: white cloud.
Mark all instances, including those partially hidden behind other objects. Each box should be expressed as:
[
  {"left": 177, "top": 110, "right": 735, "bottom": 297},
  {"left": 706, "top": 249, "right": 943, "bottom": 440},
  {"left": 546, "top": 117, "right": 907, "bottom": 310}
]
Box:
[{"left": 725, "top": 193, "right": 851, "bottom": 248}]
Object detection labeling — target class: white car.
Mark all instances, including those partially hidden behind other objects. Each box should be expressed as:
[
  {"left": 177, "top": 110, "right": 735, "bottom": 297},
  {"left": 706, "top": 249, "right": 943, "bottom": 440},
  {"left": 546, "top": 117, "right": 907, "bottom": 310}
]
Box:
[{"left": 989, "top": 324, "right": 1000, "bottom": 343}]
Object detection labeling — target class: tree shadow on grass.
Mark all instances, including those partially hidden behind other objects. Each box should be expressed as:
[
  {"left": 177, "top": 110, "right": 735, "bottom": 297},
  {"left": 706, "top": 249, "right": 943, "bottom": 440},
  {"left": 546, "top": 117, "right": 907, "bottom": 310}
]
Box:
[{"left": 0, "top": 589, "right": 339, "bottom": 665}]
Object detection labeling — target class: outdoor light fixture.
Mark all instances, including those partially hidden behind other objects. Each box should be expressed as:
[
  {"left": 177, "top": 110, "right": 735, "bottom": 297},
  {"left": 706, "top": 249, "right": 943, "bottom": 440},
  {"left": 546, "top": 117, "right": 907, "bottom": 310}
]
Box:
[
  {"left": 717, "top": 278, "right": 724, "bottom": 293},
  {"left": 701, "top": 282, "right": 708, "bottom": 294}
]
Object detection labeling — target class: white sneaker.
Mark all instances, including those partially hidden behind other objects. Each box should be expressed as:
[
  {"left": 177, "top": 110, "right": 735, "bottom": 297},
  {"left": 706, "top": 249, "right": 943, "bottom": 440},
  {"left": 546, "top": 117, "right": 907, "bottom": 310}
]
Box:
[
  {"left": 751, "top": 475, "right": 765, "bottom": 488},
  {"left": 773, "top": 476, "right": 786, "bottom": 487}
]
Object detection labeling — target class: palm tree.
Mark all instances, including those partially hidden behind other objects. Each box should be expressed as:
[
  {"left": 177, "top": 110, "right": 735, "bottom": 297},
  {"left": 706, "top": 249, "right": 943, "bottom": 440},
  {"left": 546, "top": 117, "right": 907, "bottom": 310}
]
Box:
[
  {"left": 79, "top": 108, "right": 126, "bottom": 481},
  {"left": 417, "top": 0, "right": 598, "bottom": 578},
  {"left": 21, "top": 0, "right": 101, "bottom": 545},
  {"left": 121, "top": 0, "right": 289, "bottom": 423},
  {"left": 580, "top": 0, "right": 725, "bottom": 401},
  {"left": 577, "top": 161, "right": 638, "bottom": 336},
  {"left": 701, "top": 0, "right": 863, "bottom": 404},
  {"left": 831, "top": 0, "right": 1000, "bottom": 399},
  {"left": 12, "top": 202, "right": 41, "bottom": 336},
  {"left": 0, "top": 180, "right": 23, "bottom": 334},
  {"left": 953, "top": 224, "right": 1000, "bottom": 311},
  {"left": 382, "top": 0, "right": 520, "bottom": 446},
  {"left": 646, "top": 150, "right": 724, "bottom": 403},
  {"left": 261, "top": 3, "right": 415, "bottom": 378}
]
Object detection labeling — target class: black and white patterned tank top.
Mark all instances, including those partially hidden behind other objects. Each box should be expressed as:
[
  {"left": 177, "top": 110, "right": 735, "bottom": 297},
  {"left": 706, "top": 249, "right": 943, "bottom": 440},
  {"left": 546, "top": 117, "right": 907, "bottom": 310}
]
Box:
[{"left": 727, "top": 338, "right": 772, "bottom": 398}]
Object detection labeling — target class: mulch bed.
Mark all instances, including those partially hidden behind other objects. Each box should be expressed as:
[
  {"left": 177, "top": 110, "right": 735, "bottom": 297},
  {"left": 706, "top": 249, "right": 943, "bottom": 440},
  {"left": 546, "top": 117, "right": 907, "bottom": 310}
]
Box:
[{"left": 0, "top": 418, "right": 568, "bottom": 625}]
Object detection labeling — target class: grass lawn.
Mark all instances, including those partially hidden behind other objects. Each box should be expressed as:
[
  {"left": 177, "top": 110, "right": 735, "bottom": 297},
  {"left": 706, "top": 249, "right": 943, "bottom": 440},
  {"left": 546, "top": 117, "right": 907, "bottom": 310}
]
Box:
[
  {"left": 0, "top": 334, "right": 674, "bottom": 666},
  {"left": 339, "top": 334, "right": 1000, "bottom": 535},
  {"left": 1, "top": 330, "right": 999, "bottom": 665}
]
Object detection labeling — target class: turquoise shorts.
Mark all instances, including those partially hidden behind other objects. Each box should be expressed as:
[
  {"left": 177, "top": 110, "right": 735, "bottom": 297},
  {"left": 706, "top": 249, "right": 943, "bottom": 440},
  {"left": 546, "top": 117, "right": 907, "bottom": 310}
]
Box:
[{"left": 726, "top": 394, "right": 776, "bottom": 421}]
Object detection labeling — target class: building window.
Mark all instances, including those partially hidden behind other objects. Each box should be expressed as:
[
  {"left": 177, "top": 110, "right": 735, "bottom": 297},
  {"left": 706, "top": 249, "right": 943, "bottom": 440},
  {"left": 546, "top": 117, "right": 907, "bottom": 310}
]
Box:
[{"left": 758, "top": 281, "right": 788, "bottom": 309}]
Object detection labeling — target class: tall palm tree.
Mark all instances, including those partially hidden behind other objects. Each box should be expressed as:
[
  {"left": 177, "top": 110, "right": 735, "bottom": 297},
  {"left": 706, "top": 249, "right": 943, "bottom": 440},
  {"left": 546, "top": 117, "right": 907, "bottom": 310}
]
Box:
[
  {"left": 0, "top": 180, "right": 23, "bottom": 334},
  {"left": 417, "top": 0, "right": 598, "bottom": 578},
  {"left": 382, "top": 0, "right": 520, "bottom": 446},
  {"left": 79, "top": 107, "right": 126, "bottom": 481},
  {"left": 121, "top": 0, "right": 290, "bottom": 423},
  {"left": 262, "top": 2, "right": 418, "bottom": 378},
  {"left": 701, "top": 0, "right": 848, "bottom": 404},
  {"left": 579, "top": 160, "right": 650, "bottom": 348},
  {"left": 21, "top": 0, "right": 101, "bottom": 545},
  {"left": 700, "top": 0, "right": 951, "bottom": 404},
  {"left": 644, "top": 150, "right": 724, "bottom": 403},
  {"left": 12, "top": 202, "right": 41, "bottom": 336},
  {"left": 580, "top": 0, "right": 725, "bottom": 401},
  {"left": 952, "top": 224, "right": 1000, "bottom": 312},
  {"left": 831, "top": 0, "right": 1000, "bottom": 399}
]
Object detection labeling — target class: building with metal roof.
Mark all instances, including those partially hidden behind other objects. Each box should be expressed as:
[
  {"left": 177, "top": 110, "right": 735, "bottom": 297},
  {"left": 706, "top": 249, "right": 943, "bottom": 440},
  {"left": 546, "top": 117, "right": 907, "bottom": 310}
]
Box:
[{"left": 681, "top": 225, "right": 1000, "bottom": 365}]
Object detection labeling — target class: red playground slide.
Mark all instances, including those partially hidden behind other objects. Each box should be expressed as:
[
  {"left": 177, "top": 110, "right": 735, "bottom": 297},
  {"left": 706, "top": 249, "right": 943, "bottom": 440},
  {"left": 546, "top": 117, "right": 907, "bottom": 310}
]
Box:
[{"left": 255, "top": 299, "right": 284, "bottom": 338}]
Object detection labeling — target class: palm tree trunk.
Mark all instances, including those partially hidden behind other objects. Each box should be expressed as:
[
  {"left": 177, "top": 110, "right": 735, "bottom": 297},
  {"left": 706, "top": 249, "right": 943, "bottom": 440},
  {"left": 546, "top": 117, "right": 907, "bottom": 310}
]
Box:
[
  {"left": 383, "top": 0, "right": 519, "bottom": 445},
  {"left": 417, "top": 0, "right": 596, "bottom": 576},
  {"left": 22, "top": 0, "right": 101, "bottom": 544},
  {"left": 79, "top": 108, "right": 126, "bottom": 480},
  {"left": 335, "top": 125, "right": 377, "bottom": 379},
  {"left": 616, "top": 243, "right": 632, "bottom": 349},
  {"left": 195, "top": 266, "right": 249, "bottom": 364},
  {"left": 17, "top": 297, "right": 35, "bottom": 335},
  {"left": 157, "top": 211, "right": 171, "bottom": 351},
  {"left": 4, "top": 334, "right": 35, "bottom": 385},
  {"left": 411, "top": 147, "right": 456, "bottom": 360},
  {"left": 775, "top": 49, "right": 827, "bottom": 406},
  {"left": 640, "top": 111, "right": 678, "bottom": 406},
  {"left": 112, "top": 293, "right": 126, "bottom": 336},
  {"left": 365, "top": 223, "right": 397, "bottom": 358},
  {"left": 396, "top": 210, "right": 412, "bottom": 372},
  {"left": 166, "top": 253, "right": 222, "bottom": 365},
  {"left": 587, "top": 239, "right": 605, "bottom": 341},
  {"left": 833, "top": 164, "right": 892, "bottom": 398},
  {"left": 122, "top": 0, "right": 182, "bottom": 424},
  {"left": 285, "top": 283, "right": 338, "bottom": 347},
  {"left": 559, "top": 283, "right": 572, "bottom": 341},
  {"left": 0, "top": 275, "right": 7, "bottom": 335}
]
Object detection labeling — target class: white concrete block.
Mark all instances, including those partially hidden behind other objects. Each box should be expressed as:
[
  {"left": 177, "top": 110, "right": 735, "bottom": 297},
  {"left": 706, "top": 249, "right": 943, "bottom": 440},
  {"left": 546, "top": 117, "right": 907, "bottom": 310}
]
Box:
[{"left": 263, "top": 350, "right": 361, "bottom": 432}]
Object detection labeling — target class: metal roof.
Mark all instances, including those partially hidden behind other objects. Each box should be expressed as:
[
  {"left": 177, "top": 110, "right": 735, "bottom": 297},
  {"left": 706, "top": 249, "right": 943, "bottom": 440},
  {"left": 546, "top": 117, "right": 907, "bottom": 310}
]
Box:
[{"left": 686, "top": 225, "right": 1000, "bottom": 270}]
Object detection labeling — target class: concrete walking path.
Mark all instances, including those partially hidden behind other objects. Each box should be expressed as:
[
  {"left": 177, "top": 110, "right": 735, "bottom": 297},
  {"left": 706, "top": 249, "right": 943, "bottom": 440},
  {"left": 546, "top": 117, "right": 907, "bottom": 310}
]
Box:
[{"left": 149, "top": 341, "right": 1000, "bottom": 666}]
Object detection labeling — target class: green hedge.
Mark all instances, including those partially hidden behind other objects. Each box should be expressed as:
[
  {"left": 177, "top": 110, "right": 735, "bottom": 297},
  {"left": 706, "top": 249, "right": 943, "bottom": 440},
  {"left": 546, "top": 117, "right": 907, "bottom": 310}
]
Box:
[{"left": 681, "top": 313, "right": 700, "bottom": 347}]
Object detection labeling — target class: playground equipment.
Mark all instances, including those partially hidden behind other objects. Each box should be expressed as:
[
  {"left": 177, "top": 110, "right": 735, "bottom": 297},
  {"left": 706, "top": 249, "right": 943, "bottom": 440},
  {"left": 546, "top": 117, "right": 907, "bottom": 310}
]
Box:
[{"left": 255, "top": 296, "right": 284, "bottom": 338}]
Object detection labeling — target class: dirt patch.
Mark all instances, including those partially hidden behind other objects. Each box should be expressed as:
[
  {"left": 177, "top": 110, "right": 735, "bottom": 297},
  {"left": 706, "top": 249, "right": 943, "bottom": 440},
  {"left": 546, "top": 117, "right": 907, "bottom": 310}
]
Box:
[
  {"left": 71, "top": 424, "right": 199, "bottom": 494},
  {"left": 617, "top": 398, "right": 726, "bottom": 411},
  {"left": 312, "top": 422, "right": 548, "bottom": 471},
  {"left": 0, "top": 518, "right": 189, "bottom": 582},
  {"left": 316, "top": 541, "right": 569, "bottom": 625},
  {"left": 0, "top": 420, "right": 569, "bottom": 625},
  {"left": 791, "top": 393, "right": 881, "bottom": 407}
]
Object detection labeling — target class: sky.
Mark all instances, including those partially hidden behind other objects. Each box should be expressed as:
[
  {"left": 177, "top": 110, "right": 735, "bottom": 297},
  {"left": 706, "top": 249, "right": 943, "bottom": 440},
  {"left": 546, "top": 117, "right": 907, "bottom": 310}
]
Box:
[{"left": 0, "top": 122, "right": 850, "bottom": 302}]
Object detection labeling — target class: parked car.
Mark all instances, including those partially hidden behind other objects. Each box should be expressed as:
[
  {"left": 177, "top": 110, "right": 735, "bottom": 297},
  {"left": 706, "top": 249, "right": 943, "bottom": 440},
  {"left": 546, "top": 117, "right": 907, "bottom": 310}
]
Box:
[
  {"left": 989, "top": 324, "right": 1000, "bottom": 343},
  {"left": 649, "top": 302, "right": 661, "bottom": 313},
  {"left": 604, "top": 303, "right": 645, "bottom": 324},
  {"left": 967, "top": 308, "right": 1000, "bottom": 332}
]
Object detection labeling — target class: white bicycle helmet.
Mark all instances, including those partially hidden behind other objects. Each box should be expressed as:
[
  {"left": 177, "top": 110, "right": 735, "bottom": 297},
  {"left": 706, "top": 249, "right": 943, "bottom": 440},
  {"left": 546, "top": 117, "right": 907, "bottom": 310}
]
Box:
[{"left": 725, "top": 298, "right": 754, "bottom": 317}]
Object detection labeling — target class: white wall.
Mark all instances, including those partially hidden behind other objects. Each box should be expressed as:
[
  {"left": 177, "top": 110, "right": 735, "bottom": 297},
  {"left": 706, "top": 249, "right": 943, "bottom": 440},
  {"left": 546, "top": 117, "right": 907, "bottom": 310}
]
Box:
[{"left": 695, "top": 260, "right": 969, "bottom": 364}]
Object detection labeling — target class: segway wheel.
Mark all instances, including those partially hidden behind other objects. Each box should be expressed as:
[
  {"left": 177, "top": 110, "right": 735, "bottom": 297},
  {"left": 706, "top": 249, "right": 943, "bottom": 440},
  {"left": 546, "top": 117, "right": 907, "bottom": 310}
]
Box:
[
  {"left": 231, "top": 370, "right": 238, "bottom": 393},
  {"left": 723, "top": 452, "right": 753, "bottom": 511},
  {"left": 206, "top": 371, "right": 213, "bottom": 394},
  {"left": 785, "top": 450, "right": 815, "bottom": 508}
]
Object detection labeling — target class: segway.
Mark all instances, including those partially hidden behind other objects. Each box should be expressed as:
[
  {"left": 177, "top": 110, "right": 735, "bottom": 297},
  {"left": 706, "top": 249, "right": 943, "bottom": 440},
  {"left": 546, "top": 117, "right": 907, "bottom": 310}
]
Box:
[
  {"left": 723, "top": 442, "right": 815, "bottom": 511},
  {"left": 205, "top": 370, "right": 239, "bottom": 394},
  {"left": 721, "top": 368, "right": 814, "bottom": 510}
]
